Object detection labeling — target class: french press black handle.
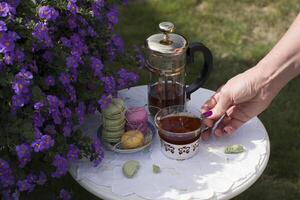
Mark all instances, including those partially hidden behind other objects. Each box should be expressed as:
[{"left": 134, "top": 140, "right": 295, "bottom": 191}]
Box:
[{"left": 186, "top": 42, "right": 213, "bottom": 99}]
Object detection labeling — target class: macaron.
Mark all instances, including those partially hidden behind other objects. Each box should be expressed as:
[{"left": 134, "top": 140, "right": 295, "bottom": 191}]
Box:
[
  {"left": 125, "top": 107, "right": 148, "bottom": 135},
  {"left": 121, "top": 130, "right": 144, "bottom": 149},
  {"left": 103, "top": 117, "right": 126, "bottom": 128},
  {"left": 103, "top": 119, "right": 125, "bottom": 132},
  {"left": 102, "top": 98, "right": 126, "bottom": 143},
  {"left": 102, "top": 98, "right": 125, "bottom": 118}
]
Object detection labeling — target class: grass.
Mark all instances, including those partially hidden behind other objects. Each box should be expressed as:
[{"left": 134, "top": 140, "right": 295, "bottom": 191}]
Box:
[{"left": 29, "top": 0, "right": 300, "bottom": 199}]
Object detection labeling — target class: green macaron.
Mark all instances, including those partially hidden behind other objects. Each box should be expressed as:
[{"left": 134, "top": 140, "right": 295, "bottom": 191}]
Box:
[
  {"left": 102, "top": 98, "right": 125, "bottom": 117},
  {"left": 102, "top": 117, "right": 126, "bottom": 129}
]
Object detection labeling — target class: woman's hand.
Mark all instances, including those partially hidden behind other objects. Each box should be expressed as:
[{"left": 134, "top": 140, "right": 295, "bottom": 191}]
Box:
[{"left": 201, "top": 66, "right": 277, "bottom": 140}]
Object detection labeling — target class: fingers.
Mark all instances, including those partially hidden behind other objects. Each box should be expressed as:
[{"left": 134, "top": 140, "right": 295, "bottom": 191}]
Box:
[
  {"left": 209, "top": 92, "right": 232, "bottom": 120},
  {"left": 201, "top": 118, "right": 214, "bottom": 141},
  {"left": 214, "top": 106, "right": 251, "bottom": 135},
  {"left": 201, "top": 131, "right": 210, "bottom": 140},
  {"left": 201, "top": 95, "right": 217, "bottom": 113}
]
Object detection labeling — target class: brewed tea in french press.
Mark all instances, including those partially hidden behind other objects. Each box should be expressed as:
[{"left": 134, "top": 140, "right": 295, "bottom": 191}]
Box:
[{"left": 145, "top": 22, "right": 213, "bottom": 115}]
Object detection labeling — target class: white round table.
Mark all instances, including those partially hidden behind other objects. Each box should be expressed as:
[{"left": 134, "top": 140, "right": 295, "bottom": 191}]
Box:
[{"left": 70, "top": 86, "right": 270, "bottom": 200}]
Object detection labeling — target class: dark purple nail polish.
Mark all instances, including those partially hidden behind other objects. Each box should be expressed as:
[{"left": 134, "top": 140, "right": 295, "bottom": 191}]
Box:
[{"left": 202, "top": 110, "right": 213, "bottom": 118}]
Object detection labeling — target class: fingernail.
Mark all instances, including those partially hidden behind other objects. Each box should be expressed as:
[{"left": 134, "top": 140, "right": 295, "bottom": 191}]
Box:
[
  {"left": 224, "top": 126, "right": 234, "bottom": 134},
  {"left": 202, "top": 110, "right": 213, "bottom": 118},
  {"left": 214, "top": 129, "right": 223, "bottom": 137}
]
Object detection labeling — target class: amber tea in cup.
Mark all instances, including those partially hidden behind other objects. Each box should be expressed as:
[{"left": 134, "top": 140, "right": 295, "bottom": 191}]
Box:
[{"left": 158, "top": 115, "right": 201, "bottom": 145}]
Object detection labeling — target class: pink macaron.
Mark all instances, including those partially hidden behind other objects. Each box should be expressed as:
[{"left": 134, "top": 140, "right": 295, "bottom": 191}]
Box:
[{"left": 125, "top": 107, "right": 148, "bottom": 134}]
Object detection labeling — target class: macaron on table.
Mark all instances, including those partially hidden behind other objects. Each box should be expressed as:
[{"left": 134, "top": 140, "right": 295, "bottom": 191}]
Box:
[{"left": 100, "top": 98, "right": 154, "bottom": 153}]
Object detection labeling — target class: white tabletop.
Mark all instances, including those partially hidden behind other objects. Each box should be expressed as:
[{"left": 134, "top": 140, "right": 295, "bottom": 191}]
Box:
[{"left": 70, "top": 85, "right": 270, "bottom": 200}]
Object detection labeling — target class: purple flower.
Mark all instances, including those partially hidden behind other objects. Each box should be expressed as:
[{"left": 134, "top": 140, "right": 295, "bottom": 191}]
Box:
[
  {"left": 78, "top": 29, "right": 87, "bottom": 37},
  {"left": 7, "top": 0, "right": 20, "bottom": 9},
  {"left": 31, "top": 135, "right": 55, "bottom": 152},
  {"left": 47, "top": 95, "right": 63, "bottom": 124},
  {"left": 90, "top": 56, "right": 103, "bottom": 77},
  {"left": 52, "top": 111, "right": 62, "bottom": 124},
  {"left": 78, "top": 16, "right": 88, "bottom": 26},
  {"left": 26, "top": 173, "right": 37, "bottom": 184},
  {"left": 0, "top": 2, "right": 10, "bottom": 17},
  {"left": 17, "top": 179, "right": 35, "bottom": 192},
  {"left": 98, "top": 94, "right": 112, "bottom": 110},
  {"left": 66, "top": 85, "right": 77, "bottom": 103},
  {"left": 32, "top": 22, "right": 53, "bottom": 47},
  {"left": 44, "top": 124, "right": 57, "bottom": 135},
  {"left": 15, "top": 49, "right": 25, "bottom": 63},
  {"left": 17, "top": 173, "right": 37, "bottom": 193},
  {"left": 52, "top": 155, "right": 69, "bottom": 178},
  {"left": 12, "top": 79, "right": 30, "bottom": 95},
  {"left": 69, "top": 34, "right": 88, "bottom": 56},
  {"left": 134, "top": 45, "right": 145, "bottom": 69},
  {"left": 33, "top": 112, "right": 45, "bottom": 128},
  {"left": 16, "top": 144, "right": 32, "bottom": 168},
  {"left": 101, "top": 76, "right": 116, "bottom": 94},
  {"left": 45, "top": 75, "right": 56, "bottom": 86},
  {"left": 59, "top": 189, "right": 72, "bottom": 200},
  {"left": 16, "top": 69, "right": 33, "bottom": 80},
  {"left": 63, "top": 121, "right": 73, "bottom": 137},
  {"left": 38, "top": 6, "right": 59, "bottom": 21},
  {"left": 67, "top": 144, "right": 80, "bottom": 161},
  {"left": 106, "top": 7, "right": 118, "bottom": 26},
  {"left": 0, "top": 20, "right": 7, "bottom": 31},
  {"left": 34, "top": 101, "right": 44, "bottom": 110},
  {"left": 91, "top": 136, "right": 104, "bottom": 167},
  {"left": 0, "top": 32, "right": 16, "bottom": 53},
  {"left": 66, "top": 55, "right": 79, "bottom": 69},
  {"left": 107, "top": 43, "right": 115, "bottom": 62},
  {"left": 67, "top": 1, "right": 78, "bottom": 15},
  {"left": 36, "top": 171, "right": 47, "bottom": 185},
  {"left": 12, "top": 94, "right": 26, "bottom": 108},
  {"left": 112, "top": 35, "right": 124, "bottom": 54},
  {"left": 42, "top": 51, "right": 53, "bottom": 62},
  {"left": 3, "top": 51, "right": 15, "bottom": 64},
  {"left": 95, "top": 0, "right": 105, "bottom": 7},
  {"left": 67, "top": 16, "right": 77, "bottom": 29},
  {"left": 60, "top": 37, "right": 71, "bottom": 48},
  {"left": 47, "top": 95, "right": 59, "bottom": 107},
  {"left": 91, "top": 3, "right": 101, "bottom": 18},
  {"left": 34, "top": 127, "right": 42, "bottom": 139},
  {"left": 88, "top": 26, "right": 97, "bottom": 37},
  {"left": 87, "top": 102, "right": 97, "bottom": 114},
  {"left": 76, "top": 102, "right": 85, "bottom": 124},
  {"left": 0, "top": 159, "right": 15, "bottom": 188},
  {"left": 62, "top": 107, "right": 72, "bottom": 119},
  {"left": 59, "top": 72, "right": 71, "bottom": 86},
  {"left": 117, "top": 68, "right": 139, "bottom": 89}
]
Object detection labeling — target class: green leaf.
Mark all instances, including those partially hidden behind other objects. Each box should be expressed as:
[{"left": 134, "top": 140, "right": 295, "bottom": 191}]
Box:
[
  {"left": 31, "top": 85, "right": 44, "bottom": 102},
  {"left": 20, "top": 120, "right": 34, "bottom": 141}
]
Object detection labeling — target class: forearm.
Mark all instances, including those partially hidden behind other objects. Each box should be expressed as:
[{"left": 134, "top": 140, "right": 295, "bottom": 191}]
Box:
[{"left": 255, "top": 13, "right": 300, "bottom": 95}]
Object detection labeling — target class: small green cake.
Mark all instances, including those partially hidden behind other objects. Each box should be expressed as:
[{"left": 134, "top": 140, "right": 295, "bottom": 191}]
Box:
[
  {"left": 224, "top": 144, "right": 245, "bottom": 154},
  {"left": 122, "top": 160, "right": 140, "bottom": 178},
  {"left": 152, "top": 164, "right": 161, "bottom": 174}
]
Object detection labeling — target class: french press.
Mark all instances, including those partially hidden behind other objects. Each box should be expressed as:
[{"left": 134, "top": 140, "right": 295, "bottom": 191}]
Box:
[{"left": 145, "top": 22, "right": 213, "bottom": 115}]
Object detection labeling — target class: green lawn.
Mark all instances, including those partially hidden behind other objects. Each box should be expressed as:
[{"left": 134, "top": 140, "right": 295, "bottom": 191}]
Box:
[{"left": 29, "top": 0, "right": 300, "bottom": 199}]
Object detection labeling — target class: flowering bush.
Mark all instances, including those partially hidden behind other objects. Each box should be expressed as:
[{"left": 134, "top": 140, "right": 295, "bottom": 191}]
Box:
[{"left": 0, "top": 0, "right": 144, "bottom": 199}]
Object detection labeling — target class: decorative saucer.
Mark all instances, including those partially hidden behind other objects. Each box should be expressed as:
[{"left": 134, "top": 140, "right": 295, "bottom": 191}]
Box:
[{"left": 98, "top": 121, "right": 156, "bottom": 153}]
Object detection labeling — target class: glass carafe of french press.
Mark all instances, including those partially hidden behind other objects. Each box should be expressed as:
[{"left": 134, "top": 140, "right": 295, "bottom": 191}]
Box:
[{"left": 145, "top": 22, "right": 213, "bottom": 115}]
